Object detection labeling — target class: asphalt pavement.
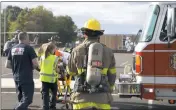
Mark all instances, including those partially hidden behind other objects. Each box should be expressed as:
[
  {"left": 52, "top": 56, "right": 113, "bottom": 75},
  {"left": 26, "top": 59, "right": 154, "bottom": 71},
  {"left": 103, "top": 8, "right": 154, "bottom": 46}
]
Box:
[{"left": 1, "top": 93, "right": 176, "bottom": 110}]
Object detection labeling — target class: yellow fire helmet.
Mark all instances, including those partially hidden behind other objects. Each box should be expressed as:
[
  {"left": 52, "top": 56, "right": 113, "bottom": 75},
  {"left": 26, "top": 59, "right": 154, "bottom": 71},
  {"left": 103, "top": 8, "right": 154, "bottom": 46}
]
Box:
[{"left": 81, "top": 18, "right": 104, "bottom": 32}]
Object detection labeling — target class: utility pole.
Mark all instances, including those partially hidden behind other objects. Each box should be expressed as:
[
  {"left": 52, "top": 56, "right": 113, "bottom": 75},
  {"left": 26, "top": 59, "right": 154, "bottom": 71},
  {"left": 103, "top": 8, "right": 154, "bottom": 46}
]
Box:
[{"left": 4, "top": 8, "right": 6, "bottom": 44}]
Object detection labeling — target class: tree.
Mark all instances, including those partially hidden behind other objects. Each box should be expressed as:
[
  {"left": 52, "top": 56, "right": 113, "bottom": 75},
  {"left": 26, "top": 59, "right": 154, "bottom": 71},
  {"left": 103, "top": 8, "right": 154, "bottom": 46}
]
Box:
[
  {"left": 3, "top": 5, "right": 78, "bottom": 45},
  {"left": 7, "top": 6, "right": 23, "bottom": 22},
  {"left": 53, "top": 15, "right": 77, "bottom": 44},
  {"left": 26, "top": 6, "right": 55, "bottom": 42},
  {"left": 1, "top": 6, "right": 23, "bottom": 39},
  {"left": 1, "top": 6, "right": 23, "bottom": 31}
]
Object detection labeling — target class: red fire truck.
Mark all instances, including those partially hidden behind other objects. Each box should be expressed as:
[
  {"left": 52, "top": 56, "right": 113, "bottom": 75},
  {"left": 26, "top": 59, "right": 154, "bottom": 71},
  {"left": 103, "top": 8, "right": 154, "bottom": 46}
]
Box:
[{"left": 116, "top": 2, "right": 176, "bottom": 104}]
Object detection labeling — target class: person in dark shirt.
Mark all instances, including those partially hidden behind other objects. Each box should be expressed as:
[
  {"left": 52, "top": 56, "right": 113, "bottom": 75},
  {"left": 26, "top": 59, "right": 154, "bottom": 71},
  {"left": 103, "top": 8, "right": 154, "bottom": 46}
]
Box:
[{"left": 5, "top": 32, "right": 40, "bottom": 110}]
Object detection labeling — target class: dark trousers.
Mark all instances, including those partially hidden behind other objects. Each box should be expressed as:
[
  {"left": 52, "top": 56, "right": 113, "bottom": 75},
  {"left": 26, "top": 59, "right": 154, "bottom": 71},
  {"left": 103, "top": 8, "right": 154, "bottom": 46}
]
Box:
[
  {"left": 15, "top": 81, "right": 34, "bottom": 110},
  {"left": 42, "top": 81, "right": 57, "bottom": 110}
]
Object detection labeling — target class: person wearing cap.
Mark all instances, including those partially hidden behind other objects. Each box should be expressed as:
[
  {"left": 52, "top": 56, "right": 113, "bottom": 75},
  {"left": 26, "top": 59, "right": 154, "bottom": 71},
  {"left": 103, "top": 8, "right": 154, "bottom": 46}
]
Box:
[
  {"left": 39, "top": 42, "right": 60, "bottom": 110},
  {"left": 5, "top": 32, "right": 39, "bottom": 110},
  {"left": 67, "top": 18, "right": 116, "bottom": 109}
]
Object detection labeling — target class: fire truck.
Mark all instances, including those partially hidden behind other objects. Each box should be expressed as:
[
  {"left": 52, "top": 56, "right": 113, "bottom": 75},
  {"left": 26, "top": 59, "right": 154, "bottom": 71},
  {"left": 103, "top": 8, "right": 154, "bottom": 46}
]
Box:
[{"left": 116, "top": 2, "right": 176, "bottom": 104}]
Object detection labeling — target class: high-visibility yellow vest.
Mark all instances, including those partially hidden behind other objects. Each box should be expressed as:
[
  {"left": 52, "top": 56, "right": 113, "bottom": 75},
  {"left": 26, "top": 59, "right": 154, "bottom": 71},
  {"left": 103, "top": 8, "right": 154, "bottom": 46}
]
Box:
[
  {"left": 37, "top": 52, "right": 43, "bottom": 57},
  {"left": 39, "top": 54, "right": 58, "bottom": 83}
]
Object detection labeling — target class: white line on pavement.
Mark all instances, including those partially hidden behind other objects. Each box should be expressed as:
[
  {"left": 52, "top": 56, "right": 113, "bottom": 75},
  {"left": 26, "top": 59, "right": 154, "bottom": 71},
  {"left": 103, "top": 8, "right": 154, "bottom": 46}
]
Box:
[
  {"left": 1, "top": 73, "right": 13, "bottom": 76},
  {"left": 1, "top": 92, "right": 41, "bottom": 94},
  {"left": 115, "top": 103, "right": 146, "bottom": 107},
  {"left": 111, "top": 107, "right": 119, "bottom": 109},
  {"left": 148, "top": 100, "right": 153, "bottom": 109},
  {"left": 112, "top": 94, "right": 118, "bottom": 96}
]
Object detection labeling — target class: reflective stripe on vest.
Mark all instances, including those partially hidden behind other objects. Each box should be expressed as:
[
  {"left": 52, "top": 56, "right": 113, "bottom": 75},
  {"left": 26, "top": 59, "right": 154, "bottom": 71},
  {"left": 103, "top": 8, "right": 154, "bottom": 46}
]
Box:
[
  {"left": 77, "top": 67, "right": 116, "bottom": 75},
  {"left": 40, "top": 73, "right": 57, "bottom": 77},
  {"left": 101, "top": 68, "right": 108, "bottom": 75},
  {"left": 77, "top": 68, "right": 108, "bottom": 75},
  {"left": 66, "top": 66, "right": 76, "bottom": 76},
  {"left": 109, "top": 67, "right": 116, "bottom": 74},
  {"left": 77, "top": 68, "right": 86, "bottom": 75},
  {"left": 73, "top": 102, "right": 111, "bottom": 110},
  {"left": 39, "top": 55, "right": 58, "bottom": 83}
]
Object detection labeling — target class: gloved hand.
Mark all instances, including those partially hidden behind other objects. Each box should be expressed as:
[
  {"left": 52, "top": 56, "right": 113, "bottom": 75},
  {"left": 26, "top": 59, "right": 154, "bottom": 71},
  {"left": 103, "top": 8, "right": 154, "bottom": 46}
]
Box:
[
  {"left": 66, "top": 75, "right": 72, "bottom": 86},
  {"left": 66, "top": 74, "right": 70, "bottom": 79},
  {"left": 36, "top": 67, "right": 40, "bottom": 72}
]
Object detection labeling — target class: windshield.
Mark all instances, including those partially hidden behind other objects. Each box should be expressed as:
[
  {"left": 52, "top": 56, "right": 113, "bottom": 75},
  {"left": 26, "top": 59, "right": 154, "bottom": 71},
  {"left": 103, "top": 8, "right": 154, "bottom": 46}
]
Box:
[{"left": 139, "top": 5, "right": 160, "bottom": 42}]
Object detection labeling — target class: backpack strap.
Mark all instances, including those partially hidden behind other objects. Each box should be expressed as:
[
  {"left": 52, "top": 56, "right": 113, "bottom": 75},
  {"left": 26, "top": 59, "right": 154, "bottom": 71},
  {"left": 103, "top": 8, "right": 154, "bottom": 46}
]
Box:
[{"left": 83, "top": 42, "right": 93, "bottom": 68}]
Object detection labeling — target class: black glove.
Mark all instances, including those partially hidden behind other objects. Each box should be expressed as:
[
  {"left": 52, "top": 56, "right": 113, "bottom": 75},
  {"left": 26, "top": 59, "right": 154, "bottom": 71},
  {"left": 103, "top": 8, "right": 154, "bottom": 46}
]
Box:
[
  {"left": 36, "top": 67, "right": 40, "bottom": 72},
  {"left": 66, "top": 74, "right": 70, "bottom": 79}
]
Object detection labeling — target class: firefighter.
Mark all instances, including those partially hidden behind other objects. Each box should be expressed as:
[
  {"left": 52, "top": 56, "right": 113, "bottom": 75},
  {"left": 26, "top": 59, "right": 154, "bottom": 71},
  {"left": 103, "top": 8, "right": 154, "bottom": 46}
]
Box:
[
  {"left": 67, "top": 18, "right": 116, "bottom": 109},
  {"left": 39, "top": 42, "right": 60, "bottom": 110}
]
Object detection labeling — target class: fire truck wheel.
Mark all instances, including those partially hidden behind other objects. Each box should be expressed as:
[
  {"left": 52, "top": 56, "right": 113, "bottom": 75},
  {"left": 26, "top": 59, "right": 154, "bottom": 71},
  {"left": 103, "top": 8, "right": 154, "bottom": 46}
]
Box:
[{"left": 168, "top": 100, "right": 176, "bottom": 104}]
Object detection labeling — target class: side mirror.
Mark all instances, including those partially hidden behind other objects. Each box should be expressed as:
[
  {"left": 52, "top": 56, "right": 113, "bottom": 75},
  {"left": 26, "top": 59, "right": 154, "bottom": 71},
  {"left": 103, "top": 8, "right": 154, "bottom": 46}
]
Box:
[
  {"left": 136, "top": 29, "right": 142, "bottom": 37},
  {"left": 167, "top": 7, "right": 175, "bottom": 48},
  {"left": 139, "top": 29, "right": 142, "bottom": 33},
  {"left": 134, "top": 29, "right": 142, "bottom": 46}
]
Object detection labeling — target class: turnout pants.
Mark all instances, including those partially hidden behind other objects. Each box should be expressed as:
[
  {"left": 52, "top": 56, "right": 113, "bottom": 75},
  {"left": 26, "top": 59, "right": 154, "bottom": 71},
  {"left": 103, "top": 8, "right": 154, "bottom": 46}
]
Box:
[
  {"left": 73, "top": 102, "right": 111, "bottom": 110},
  {"left": 41, "top": 81, "right": 57, "bottom": 110},
  {"left": 70, "top": 92, "right": 113, "bottom": 110},
  {"left": 14, "top": 81, "right": 34, "bottom": 110}
]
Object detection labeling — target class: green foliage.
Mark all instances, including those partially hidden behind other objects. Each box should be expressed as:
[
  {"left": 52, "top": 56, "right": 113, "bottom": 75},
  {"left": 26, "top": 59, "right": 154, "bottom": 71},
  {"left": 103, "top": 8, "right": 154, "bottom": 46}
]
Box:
[
  {"left": 1, "top": 5, "right": 78, "bottom": 45},
  {"left": 53, "top": 15, "right": 77, "bottom": 44},
  {"left": 1, "top": 6, "right": 23, "bottom": 40}
]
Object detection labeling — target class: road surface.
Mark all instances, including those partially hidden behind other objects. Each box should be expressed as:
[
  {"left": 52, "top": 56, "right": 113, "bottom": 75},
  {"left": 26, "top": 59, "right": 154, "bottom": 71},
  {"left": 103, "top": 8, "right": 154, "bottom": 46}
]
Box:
[{"left": 1, "top": 93, "right": 176, "bottom": 110}]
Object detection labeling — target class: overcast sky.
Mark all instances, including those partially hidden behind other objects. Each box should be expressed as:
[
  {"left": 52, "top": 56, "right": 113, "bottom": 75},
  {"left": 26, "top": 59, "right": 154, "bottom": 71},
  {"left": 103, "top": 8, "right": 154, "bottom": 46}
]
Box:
[{"left": 1, "top": 2, "right": 151, "bottom": 34}]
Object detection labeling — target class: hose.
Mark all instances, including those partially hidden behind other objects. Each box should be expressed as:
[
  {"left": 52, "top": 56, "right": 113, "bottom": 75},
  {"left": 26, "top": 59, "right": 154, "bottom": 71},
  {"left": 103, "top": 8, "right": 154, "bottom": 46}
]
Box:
[
  {"left": 123, "top": 64, "right": 136, "bottom": 82},
  {"left": 123, "top": 64, "right": 132, "bottom": 75}
]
